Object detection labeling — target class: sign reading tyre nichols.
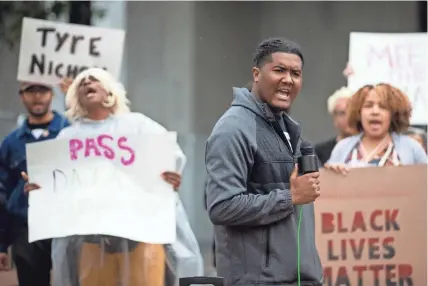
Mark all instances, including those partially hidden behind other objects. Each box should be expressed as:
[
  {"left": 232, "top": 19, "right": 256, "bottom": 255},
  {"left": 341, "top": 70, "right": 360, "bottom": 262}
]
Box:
[{"left": 17, "top": 17, "right": 125, "bottom": 86}]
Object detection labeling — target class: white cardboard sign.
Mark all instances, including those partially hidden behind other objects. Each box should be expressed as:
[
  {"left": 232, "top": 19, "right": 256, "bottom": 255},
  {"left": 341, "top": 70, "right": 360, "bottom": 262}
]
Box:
[
  {"left": 26, "top": 133, "right": 178, "bottom": 244},
  {"left": 348, "top": 32, "right": 428, "bottom": 125},
  {"left": 18, "top": 17, "right": 125, "bottom": 85}
]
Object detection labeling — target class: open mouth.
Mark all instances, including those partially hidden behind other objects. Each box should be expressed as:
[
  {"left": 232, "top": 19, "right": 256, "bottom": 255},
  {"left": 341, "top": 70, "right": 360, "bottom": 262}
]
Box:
[
  {"left": 276, "top": 89, "right": 291, "bottom": 100},
  {"left": 85, "top": 87, "right": 97, "bottom": 96},
  {"left": 368, "top": 119, "right": 383, "bottom": 127}
]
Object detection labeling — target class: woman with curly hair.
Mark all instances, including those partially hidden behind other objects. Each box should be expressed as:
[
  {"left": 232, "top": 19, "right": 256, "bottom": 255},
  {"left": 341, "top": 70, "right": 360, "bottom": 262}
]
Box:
[{"left": 325, "top": 83, "right": 426, "bottom": 174}]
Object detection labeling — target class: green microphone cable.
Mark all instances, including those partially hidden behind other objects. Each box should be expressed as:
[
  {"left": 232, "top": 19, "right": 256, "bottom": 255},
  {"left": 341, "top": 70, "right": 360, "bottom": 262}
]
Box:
[
  {"left": 295, "top": 139, "right": 319, "bottom": 286},
  {"left": 297, "top": 205, "right": 304, "bottom": 286}
]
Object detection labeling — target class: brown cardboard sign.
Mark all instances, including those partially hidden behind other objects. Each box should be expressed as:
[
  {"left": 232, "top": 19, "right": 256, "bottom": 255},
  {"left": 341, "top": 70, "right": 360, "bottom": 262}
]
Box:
[
  {"left": 0, "top": 271, "right": 17, "bottom": 286},
  {"left": 316, "top": 165, "right": 427, "bottom": 286}
]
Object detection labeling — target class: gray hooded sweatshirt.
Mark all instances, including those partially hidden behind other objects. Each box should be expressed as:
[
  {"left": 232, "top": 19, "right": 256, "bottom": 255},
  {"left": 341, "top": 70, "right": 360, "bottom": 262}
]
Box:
[{"left": 205, "top": 87, "right": 323, "bottom": 286}]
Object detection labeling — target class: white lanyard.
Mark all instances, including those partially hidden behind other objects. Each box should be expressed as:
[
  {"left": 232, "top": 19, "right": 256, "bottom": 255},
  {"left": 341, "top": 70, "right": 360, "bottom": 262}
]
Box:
[
  {"left": 284, "top": 131, "right": 293, "bottom": 153},
  {"left": 361, "top": 136, "right": 388, "bottom": 160},
  {"left": 352, "top": 141, "right": 399, "bottom": 167},
  {"left": 378, "top": 143, "right": 393, "bottom": 167}
]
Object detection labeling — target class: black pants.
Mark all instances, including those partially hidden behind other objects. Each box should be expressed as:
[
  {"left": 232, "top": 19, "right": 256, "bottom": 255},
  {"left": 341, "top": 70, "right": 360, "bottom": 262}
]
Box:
[
  {"left": 212, "top": 238, "right": 216, "bottom": 267},
  {"left": 11, "top": 228, "right": 52, "bottom": 286}
]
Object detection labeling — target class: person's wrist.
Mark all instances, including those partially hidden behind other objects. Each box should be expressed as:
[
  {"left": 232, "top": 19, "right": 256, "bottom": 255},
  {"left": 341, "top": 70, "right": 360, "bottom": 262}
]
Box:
[{"left": 289, "top": 188, "right": 297, "bottom": 205}]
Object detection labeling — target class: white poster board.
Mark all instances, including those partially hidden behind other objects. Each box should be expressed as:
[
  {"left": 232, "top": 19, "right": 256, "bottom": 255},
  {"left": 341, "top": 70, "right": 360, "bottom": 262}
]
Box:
[
  {"left": 26, "top": 133, "right": 177, "bottom": 244},
  {"left": 18, "top": 17, "right": 125, "bottom": 86},
  {"left": 348, "top": 32, "right": 428, "bottom": 125}
]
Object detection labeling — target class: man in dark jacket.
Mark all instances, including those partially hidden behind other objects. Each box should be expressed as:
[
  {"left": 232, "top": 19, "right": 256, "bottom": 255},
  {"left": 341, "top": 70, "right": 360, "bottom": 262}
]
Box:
[
  {"left": 0, "top": 82, "right": 69, "bottom": 286},
  {"left": 205, "top": 38, "right": 323, "bottom": 286},
  {"left": 315, "top": 87, "right": 353, "bottom": 165}
]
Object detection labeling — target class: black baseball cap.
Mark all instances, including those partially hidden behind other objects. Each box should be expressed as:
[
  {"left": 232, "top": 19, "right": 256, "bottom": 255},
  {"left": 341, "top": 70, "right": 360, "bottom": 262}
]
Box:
[{"left": 19, "top": 82, "right": 52, "bottom": 93}]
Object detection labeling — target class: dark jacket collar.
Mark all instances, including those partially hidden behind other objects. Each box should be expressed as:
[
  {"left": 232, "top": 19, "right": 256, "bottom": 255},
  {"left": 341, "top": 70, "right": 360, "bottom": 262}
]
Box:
[
  {"left": 231, "top": 87, "right": 302, "bottom": 152},
  {"left": 17, "top": 111, "right": 67, "bottom": 139}
]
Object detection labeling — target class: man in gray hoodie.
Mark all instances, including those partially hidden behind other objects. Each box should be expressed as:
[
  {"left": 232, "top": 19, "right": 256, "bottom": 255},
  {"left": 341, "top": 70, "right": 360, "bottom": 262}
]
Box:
[{"left": 205, "top": 38, "right": 323, "bottom": 286}]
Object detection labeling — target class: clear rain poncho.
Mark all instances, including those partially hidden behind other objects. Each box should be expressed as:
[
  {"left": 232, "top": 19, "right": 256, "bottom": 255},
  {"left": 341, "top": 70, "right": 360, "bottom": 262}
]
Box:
[{"left": 51, "top": 193, "right": 204, "bottom": 286}]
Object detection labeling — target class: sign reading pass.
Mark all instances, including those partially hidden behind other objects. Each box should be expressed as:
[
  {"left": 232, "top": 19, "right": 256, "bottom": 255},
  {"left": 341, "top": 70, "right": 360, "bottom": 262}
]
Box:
[
  {"left": 316, "top": 165, "right": 427, "bottom": 286},
  {"left": 26, "top": 133, "right": 178, "bottom": 244},
  {"left": 18, "top": 17, "right": 125, "bottom": 85}
]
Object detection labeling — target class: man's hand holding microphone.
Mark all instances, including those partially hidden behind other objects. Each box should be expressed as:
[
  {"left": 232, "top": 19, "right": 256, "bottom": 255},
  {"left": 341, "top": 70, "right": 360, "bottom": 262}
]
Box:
[
  {"left": 290, "top": 166, "right": 320, "bottom": 205},
  {"left": 289, "top": 140, "right": 321, "bottom": 205}
]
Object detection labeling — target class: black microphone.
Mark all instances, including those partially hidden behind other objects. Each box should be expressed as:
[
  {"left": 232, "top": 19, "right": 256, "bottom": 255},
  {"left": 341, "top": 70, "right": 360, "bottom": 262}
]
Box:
[{"left": 297, "top": 140, "right": 319, "bottom": 175}]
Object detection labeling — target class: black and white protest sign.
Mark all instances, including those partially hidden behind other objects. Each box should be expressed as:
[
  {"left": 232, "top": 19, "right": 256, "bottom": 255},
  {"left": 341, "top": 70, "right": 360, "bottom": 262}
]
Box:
[
  {"left": 18, "top": 17, "right": 125, "bottom": 85},
  {"left": 348, "top": 32, "right": 428, "bottom": 125}
]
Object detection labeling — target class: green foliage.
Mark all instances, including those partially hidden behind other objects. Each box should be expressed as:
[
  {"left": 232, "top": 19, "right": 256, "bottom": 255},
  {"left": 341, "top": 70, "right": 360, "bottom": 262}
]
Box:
[{"left": 0, "top": 1, "right": 105, "bottom": 50}]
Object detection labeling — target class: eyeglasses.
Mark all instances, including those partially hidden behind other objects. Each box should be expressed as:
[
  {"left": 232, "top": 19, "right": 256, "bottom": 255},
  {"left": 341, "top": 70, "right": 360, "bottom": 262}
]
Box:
[{"left": 333, "top": 110, "right": 346, "bottom": 117}]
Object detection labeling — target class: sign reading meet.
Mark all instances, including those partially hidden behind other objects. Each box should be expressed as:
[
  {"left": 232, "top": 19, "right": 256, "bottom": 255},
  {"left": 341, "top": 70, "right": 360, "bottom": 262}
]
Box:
[{"left": 348, "top": 32, "right": 428, "bottom": 125}]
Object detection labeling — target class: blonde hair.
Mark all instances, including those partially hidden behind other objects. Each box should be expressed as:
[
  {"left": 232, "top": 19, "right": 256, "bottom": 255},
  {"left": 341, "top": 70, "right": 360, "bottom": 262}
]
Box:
[
  {"left": 65, "top": 68, "right": 130, "bottom": 121},
  {"left": 327, "top": 87, "right": 353, "bottom": 114}
]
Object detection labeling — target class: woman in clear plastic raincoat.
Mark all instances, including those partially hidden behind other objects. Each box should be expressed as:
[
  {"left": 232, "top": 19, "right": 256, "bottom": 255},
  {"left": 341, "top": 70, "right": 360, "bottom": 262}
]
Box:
[{"left": 23, "top": 68, "right": 203, "bottom": 286}]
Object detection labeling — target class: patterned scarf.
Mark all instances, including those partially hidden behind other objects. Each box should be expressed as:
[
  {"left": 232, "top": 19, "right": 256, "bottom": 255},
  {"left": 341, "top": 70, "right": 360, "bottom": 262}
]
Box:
[{"left": 345, "top": 138, "right": 400, "bottom": 166}]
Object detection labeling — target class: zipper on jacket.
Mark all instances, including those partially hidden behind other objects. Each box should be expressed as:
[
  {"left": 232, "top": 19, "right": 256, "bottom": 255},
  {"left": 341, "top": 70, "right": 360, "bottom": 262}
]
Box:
[
  {"left": 269, "top": 122, "right": 283, "bottom": 152},
  {"left": 269, "top": 121, "right": 294, "bottom": 155},
  {"left": 265, "top": 228, "right": 271, "bottom": 267}
]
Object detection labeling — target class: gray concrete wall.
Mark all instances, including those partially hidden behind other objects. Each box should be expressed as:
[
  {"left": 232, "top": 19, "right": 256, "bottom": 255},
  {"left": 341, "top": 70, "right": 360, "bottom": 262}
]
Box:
[
  {"left": 124, "top": 1, "right": 421, "bottom": 252},
  {"left": 0, "top": 1, "right": 422, "bottom": 273},
  {"left": 0, "top": 43, "right": 23, "bottom": 138},
  {"left": 0, "top": 1, "right": 421, "bottom": 143},
  {"left": 258, "top": 1, "right": 421, "bottom": 141},
  {"left": 192, "top": 2, "right": 262, "bottom": 134},
  {"left": 126, "top": 1, "right": 196, "bottom": 134},
  {"left": 122, "top": 3, "right": 422, "bottom": 261}
]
